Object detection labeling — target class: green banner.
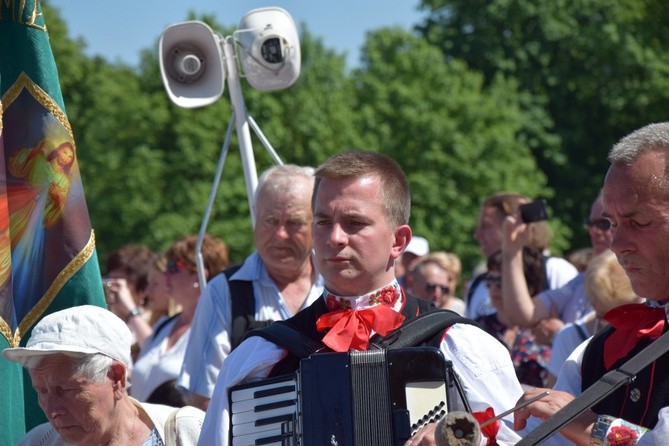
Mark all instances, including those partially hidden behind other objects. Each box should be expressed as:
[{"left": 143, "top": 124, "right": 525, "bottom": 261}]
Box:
[{"left": 0, "top": 1, "right": 106, "bottom": 442}]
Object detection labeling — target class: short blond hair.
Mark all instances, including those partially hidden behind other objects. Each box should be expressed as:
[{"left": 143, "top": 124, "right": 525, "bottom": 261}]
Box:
[
  {"left": 584, "top": 249, "right": 641, "bottom": 314},
  {"left": 414, "top": 251, "right": 462, "bottom": 280}
]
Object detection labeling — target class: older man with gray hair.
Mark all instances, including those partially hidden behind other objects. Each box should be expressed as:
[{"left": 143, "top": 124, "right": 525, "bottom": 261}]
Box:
[
  {"left": 515, "top": 122, "right": 669, "bottom": 444},
  {"left": 177, "top": 164, "right": 324, "bottom": 410},
  {"left": 3, "top": 305, "right": 204, "bottom": 445}
]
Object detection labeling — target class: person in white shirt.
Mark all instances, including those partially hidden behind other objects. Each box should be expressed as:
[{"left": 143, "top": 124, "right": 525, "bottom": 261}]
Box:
[
  {"left": 177, "top": 165, "right": 324, "bottom": 410},
  {"left": 199, "top": 151, "right": 525, "bottom": 446},
  {"left": 130, "top": 234, "right": 229, "bottom": 404}
]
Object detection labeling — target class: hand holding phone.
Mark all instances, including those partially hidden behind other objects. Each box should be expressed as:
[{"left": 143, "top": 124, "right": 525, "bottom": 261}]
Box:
[{"left": 519, "top": 199, "right": 549, "bottom": 223}]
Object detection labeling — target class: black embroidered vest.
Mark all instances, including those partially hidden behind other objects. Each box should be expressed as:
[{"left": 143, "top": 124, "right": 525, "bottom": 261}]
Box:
[{"left": 267, "top": 293, "right": 441, "bottom": 377}]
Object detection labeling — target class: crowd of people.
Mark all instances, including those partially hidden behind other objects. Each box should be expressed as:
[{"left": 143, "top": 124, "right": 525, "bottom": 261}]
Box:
[{"left": 6, "top": 121, "right": 669, "bottom": 445}]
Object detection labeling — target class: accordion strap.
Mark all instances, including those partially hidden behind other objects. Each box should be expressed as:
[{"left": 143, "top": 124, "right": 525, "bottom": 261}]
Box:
[
  {"left": 248, "top": 321, "right": 325, "bottom": 359},
  {"left": 517, "top": 329, "right": 669, "bottom": 445},
  {"left": 372, "top": 309, "right": 477, "bottom": 350},
  {"left": 247, "top": 308, "right": 474, "bottom": 360}
]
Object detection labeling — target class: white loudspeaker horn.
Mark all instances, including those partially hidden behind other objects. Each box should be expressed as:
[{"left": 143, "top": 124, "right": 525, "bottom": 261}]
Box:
[
  {"left": 159, "top": 21, "right": 226, "bottom": 108},
  {"left": 235, "top": 7, "right": 301, "bottom": 91}
]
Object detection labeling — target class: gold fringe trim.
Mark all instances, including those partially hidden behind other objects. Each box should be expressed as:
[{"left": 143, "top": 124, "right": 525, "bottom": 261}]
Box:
[
  {"left": 0, "top": 72, "right": 85, "bottom": 347},
  {"left": 2, "top": 72, "right": 73, "bottom": 139},
  {"left": 0, "top": 230, "right": 96, "bottom": 347}
]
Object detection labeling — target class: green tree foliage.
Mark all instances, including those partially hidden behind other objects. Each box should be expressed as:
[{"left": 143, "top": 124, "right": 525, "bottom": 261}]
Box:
[
  {"left": 44, "top": 6, "right": 361, "bottom": 264},
  {"left": 418, "top": 0, "right": 669, "bottom": 248},
  {"left": 46, "top": 1, "right": 642, "bottom": 275},
  {"left": 352, "top": 28, "right": 560, "bottom": 268}
]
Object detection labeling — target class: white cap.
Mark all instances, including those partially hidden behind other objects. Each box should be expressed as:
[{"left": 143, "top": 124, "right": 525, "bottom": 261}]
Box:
[
  {"left": 405, "top": 236, "right": 430, "bottom": 256},
  {"left": 3, "top": 305, "right": 132, "bottom": 368}
]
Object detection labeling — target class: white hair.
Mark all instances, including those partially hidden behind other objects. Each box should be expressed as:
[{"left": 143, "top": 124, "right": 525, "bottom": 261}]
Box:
[
  {"left": 252, "top": 164, "right": 315, "bottom": 220},
  {"left": 609, "top": 122, "right": 669, "bottom": 166},
  {"left": 25, "top": 353, "right": 115, "bottom": 383}
]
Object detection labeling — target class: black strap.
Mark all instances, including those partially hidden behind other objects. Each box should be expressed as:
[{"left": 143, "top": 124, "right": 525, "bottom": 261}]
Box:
[
  {"left": 464, "top": 272, "right": 486, "bottom": 307},
  {"left": 574, "top": 322, "right": 589, "bottom": 342},
  {"left": 151, "top": 313, "right": 180, "bottom": 340},
  {"left": 250, "top": 321, "right": 325, "bottom": 359},
  {"left": 372, "top": 309, "right": 478, "bottom": 350},
  {"left": 247, "top": 308, "right": 476, "bottom": 360},
  {"left": 517, "top": 329, "right": 669, "bottom": 445},
  {"left": 225, "top": 264, "right": 274, "bottom": 350},
  {"left": 541, "top": 255, "right": 550, "bottom": 292}
]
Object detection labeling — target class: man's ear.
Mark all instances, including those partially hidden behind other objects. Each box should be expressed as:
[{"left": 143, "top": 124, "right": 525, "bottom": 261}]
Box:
[
  {"left": 110, "top": 362, "right": 127, "bottom": 395},
  {"left": 392, "top": 225, "right": 412, "bottom": 261}
]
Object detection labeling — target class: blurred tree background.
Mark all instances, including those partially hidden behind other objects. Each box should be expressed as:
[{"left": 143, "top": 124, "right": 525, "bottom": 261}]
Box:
[{"left": 42, "top": 1, "right": 669, "bottom": 285}]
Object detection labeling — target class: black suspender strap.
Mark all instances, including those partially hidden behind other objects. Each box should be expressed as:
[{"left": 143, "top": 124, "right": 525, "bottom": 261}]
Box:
[
  {"left": 574, "top": 322, "right": 589, "bottom": 342},
  {"left": 517, "top": 329, "right": 669, "bottom": 445},
  {"left": 224, "top": 264, "right": 274, "bottom": 351}
]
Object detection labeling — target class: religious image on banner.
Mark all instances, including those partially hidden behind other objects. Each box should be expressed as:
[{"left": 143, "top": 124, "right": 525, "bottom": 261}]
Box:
[
  {"left": 1, "top": 0, "right": 106, "bottom": 440},
  {"left": 1, "top": 76, "right": 94, "bottom": 341}
]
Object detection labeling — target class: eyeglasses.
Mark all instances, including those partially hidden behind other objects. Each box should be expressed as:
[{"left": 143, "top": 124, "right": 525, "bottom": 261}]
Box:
[
  {"left": 584, "top": 219, "right": 612, "bottom": 231},
  {"left": 425, "top": 283, "right": 450, "bottom": 294},
  {"left": 484, "top": 275, "right": 502, "bottom": 288},
  {"left": 167, "top": 259, "right": 189, "bottom": 274}
]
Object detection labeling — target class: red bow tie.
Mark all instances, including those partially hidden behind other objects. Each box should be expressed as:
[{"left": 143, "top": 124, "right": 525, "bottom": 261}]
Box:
[
  {"left": 316, "top": 305, "right": 405, "bottom": 352},
  {"left": 603, "top": 303, "right": 666, "bottom": 369}
]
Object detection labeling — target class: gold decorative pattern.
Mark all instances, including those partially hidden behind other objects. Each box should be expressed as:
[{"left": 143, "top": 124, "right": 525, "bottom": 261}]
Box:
[
  {"left": 0, "top": 73, "right": 92, "bottom": 347},
  {"left": 0, "top": 0, "right": 47, "bottom": 32},
  {"left": 2, "top": 72, "right": 72, "bottom": 139},
  {"left": 6, "top": 230, "right": 97, "bottom": 348}
]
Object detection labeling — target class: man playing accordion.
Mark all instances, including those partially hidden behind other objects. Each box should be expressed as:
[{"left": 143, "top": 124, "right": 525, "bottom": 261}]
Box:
[{"left": 199, "top": 151, "right": 524, "bottom": 445}]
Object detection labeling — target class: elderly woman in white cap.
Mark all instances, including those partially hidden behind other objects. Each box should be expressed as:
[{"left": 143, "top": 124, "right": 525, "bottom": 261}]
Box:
[{"left": 3, "top": 305, "right": 204, "bottom": 446}]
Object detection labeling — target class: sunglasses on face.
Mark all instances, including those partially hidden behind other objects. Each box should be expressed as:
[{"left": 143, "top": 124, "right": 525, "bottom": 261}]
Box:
[
  {"left": 425, "top": 283, "right": 450, "bottom": 294},
  {"left": 484, "top": 275, "right": 502, "bottom": 288},
  {"left": 584, "top": 219, "right": 612, "bottom": 231},
  {"left": 166, "top": 259, "right": 189, "bottom": 274}
]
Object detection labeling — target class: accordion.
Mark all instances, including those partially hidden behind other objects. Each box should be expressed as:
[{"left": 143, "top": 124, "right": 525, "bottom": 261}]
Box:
[{"left": 229, "top": 347, "right": 453, "bottom": 445}]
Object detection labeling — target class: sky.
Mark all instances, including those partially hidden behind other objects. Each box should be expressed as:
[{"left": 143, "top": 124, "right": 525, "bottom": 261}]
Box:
[{"left": 47, "top": 1, "right": 426, "bottom": 70}]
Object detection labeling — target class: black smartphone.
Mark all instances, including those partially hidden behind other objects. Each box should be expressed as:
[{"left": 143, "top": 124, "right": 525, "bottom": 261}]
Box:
[{"left": 519, "top": 199, "right": 549, "bottom": 223}]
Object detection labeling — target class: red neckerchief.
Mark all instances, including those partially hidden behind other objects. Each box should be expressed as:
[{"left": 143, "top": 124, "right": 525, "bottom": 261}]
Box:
[
  {"left": 603, "top": 303, "right": 666, "bottom": 369},
  {"left": 316, "top": 283, "right": 405, "bottom": 352}
]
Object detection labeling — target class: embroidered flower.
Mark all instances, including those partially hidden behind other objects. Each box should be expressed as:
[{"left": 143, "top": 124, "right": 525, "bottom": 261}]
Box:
[
  {"left": 607, "top": 425, "right": 639, "bottom": 446},
  {"left": 371, "top": 285, "right": 400, "bottom": 306},
  {"left": 325, "top": 293, "right": 351, "bottom": 311}
]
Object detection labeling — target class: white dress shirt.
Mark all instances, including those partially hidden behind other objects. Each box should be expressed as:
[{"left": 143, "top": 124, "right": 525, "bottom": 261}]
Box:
[{"left": 177, "top": 252, "right": 324, "bottom": 400}]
